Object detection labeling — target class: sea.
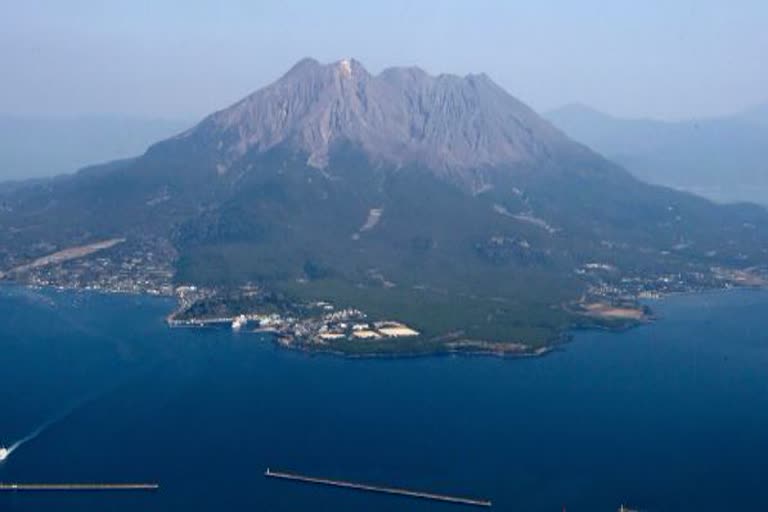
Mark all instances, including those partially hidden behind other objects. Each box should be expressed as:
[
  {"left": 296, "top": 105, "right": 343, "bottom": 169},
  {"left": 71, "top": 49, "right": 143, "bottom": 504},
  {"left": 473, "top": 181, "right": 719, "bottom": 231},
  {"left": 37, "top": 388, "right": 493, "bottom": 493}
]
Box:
[{"left": 1, "top": 284, "right": 768, "bottom": 511}]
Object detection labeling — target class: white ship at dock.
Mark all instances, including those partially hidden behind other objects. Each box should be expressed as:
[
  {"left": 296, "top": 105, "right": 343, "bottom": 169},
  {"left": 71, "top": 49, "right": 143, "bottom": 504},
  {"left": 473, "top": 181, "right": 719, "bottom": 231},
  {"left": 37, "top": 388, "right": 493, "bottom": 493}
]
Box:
[{"left": 231, "top": 315, "right": 248, "bottom": 330}]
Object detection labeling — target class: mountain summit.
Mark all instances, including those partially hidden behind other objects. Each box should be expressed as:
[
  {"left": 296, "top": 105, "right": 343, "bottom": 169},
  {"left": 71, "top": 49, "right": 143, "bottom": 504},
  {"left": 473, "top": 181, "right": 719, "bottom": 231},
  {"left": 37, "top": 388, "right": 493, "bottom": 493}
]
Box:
[
  {"left": 175, "top": 58, "right": 580, "bottom": 189},
  {"left": 2, "top": 58, "right": 768, "bottom": 353}
]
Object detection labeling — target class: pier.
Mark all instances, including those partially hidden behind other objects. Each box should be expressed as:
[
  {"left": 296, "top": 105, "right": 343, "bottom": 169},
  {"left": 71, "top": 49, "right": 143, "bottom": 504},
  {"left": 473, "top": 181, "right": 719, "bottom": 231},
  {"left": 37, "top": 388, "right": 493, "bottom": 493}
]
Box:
[
  {"left": 265, "top": 468, "right": 491, "bottom": 508},
  {"left": 0, "top": 483, "right": 159, "bottom": 492}
]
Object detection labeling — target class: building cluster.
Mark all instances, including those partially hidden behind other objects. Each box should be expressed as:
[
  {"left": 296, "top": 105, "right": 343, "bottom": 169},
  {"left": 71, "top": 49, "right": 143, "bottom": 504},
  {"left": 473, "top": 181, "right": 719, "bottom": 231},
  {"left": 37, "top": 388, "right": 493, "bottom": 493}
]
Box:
[
  {"left": 317, "top": 319, "right": 420, "bottom": 342},
  {"left": 578, "top": 260, "right": 745, "bottom": 305},
  {"left": 168, "top": 295, "right": 421, "bottom": 346},
  {"left": 12, "top": 238, "right": 175, "bottom": 296}
]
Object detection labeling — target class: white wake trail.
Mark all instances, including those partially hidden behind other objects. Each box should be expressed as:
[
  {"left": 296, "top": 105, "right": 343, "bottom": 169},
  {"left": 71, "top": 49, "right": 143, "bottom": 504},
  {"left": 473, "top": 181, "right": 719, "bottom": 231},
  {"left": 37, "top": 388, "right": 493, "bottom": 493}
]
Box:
[
  {"left": 3, "top": 394, "right": 98, "bottom": 460},
  {"left": 6, "top": 418, "right": 56, "bottom": 456}
]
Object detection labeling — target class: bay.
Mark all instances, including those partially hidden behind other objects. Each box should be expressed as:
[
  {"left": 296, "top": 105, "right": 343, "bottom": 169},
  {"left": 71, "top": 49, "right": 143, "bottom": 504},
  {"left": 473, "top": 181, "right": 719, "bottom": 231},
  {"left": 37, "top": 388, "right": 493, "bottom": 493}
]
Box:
[{"left": 1, "top": 285, "right": 768, "bottom": 511}]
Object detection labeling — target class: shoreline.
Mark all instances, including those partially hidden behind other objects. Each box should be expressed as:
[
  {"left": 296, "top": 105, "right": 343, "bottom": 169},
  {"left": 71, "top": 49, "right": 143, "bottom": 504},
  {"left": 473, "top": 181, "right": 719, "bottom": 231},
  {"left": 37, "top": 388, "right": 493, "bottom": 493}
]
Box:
[
  {"left": 262, "top": 337, "right": 562, "bottom": 361},
  {"left": 3, "top": 280, "right": 765, "bottom": 360}
]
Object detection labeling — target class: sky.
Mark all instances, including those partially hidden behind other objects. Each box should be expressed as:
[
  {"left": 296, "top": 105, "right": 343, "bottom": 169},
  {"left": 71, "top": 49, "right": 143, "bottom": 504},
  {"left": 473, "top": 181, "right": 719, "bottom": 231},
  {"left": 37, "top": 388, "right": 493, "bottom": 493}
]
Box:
[{"left": 1, "top": 0, "right": 767, "bottom": 122}]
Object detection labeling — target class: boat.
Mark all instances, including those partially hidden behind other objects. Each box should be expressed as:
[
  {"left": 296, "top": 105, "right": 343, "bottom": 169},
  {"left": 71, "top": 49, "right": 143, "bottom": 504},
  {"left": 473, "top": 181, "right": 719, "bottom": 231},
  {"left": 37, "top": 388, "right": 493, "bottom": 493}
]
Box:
[
  {"left": 0, "top": 446, "right": 9, "bottom": 461},
  {"left": 231, "top": 315, "right": 248, "bottom": 330}
]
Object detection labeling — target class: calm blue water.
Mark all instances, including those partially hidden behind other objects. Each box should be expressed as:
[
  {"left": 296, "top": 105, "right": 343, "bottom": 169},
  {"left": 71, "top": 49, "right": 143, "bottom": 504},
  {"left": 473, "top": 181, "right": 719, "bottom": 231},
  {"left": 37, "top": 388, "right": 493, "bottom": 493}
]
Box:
[{"left": 1, "top": 285, "right": 768, "bottom": 511}]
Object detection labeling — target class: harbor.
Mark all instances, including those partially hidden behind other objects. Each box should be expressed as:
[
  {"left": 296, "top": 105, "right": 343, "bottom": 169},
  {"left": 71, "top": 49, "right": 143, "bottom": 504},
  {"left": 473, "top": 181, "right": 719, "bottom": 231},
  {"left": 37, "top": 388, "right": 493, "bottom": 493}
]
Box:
[{"left": 265, "top": 468, "right": 492, "bottom": 508}]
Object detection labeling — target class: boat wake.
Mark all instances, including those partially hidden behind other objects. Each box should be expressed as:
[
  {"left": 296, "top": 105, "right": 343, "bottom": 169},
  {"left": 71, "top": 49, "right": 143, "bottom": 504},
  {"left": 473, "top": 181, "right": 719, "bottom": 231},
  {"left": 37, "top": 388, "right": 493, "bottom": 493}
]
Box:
[
  {"left": 1, "top": 396, "right": 95, "bottom": 462},
  {"left": 4, "top": 417, "right": 57, "bottom": 459}
]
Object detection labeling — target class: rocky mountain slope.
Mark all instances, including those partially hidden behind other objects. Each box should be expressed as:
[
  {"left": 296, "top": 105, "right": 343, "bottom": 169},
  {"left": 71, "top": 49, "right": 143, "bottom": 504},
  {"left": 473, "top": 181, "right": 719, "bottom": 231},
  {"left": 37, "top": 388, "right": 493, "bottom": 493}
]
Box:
[{"left": 170, "top": 57, "right": 592, "bottom": 191}]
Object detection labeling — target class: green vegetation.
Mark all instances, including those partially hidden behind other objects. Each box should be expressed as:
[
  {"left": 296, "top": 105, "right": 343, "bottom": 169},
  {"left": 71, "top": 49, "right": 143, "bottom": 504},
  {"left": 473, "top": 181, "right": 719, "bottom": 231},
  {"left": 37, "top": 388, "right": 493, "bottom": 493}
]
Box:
[
  {"left": 3, "top": 140, "right": 767, "bottom": 354},
  {"left": 280, "top": 278, "right": 573, "bottom": 347}
]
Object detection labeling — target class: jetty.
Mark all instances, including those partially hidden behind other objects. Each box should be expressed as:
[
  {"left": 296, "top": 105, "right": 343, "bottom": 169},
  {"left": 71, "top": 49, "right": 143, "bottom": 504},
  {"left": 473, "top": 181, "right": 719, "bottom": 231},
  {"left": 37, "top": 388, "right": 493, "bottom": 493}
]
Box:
[
  {"left": 265, "top": 468, "right": 491, "bottom": 508},
  {"left": 0, "top": 483, "right": 159, "bottom": 492}
]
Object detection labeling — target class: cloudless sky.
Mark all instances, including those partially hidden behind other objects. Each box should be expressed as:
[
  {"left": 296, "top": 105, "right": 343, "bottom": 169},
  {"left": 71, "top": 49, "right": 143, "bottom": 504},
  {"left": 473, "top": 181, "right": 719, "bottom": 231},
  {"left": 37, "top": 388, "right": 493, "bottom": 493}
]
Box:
[{"left": 1, "top": 0, "right": 766, "bottom": 121}]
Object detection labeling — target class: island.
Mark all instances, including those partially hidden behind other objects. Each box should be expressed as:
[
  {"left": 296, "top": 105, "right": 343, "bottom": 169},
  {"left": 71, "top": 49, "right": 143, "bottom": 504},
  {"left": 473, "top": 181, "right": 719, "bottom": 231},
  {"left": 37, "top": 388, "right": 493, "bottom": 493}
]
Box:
[
  {"left": 3, "top": 236, "right": 764, "bottom": 358},
  {"left": 3, "top": 59, "right": 768, "bottom": 357}
]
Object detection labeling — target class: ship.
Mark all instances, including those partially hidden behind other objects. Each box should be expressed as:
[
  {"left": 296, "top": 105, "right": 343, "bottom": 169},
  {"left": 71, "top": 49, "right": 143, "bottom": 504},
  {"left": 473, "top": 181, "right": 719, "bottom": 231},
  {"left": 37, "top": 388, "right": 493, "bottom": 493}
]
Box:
[
  {"left": 231, "top": 315, "right": 248, "bottom": 331},
  {"left": 0, "top": 446, "right": 9, "bottom": 461}
]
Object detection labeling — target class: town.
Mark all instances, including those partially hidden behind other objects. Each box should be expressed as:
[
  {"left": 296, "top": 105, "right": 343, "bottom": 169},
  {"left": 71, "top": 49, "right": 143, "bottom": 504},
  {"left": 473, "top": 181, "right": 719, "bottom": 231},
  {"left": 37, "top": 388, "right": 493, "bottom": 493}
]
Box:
[
  {"left": 168, "top": 288, "right": 421, "bottom": 348},
  {"left": 2, "top": 236, "right": 766, "bottom": 353}
]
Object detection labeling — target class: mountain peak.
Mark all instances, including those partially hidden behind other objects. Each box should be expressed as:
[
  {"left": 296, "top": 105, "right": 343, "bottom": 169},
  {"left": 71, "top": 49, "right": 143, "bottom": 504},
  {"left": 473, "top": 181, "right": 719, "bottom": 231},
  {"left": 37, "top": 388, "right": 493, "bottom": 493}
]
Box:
[
  {"left": 283, "top": 57, "right": 321, "bottom": 76},
  {"left": 338, "top": 58, "right": 353, "bottom": 77},
  {"left": 185, "top": 58, "right": 578, "bottom": 184},
  {"left": 336, "top": 58, "right": 366, "bottom": 75}
]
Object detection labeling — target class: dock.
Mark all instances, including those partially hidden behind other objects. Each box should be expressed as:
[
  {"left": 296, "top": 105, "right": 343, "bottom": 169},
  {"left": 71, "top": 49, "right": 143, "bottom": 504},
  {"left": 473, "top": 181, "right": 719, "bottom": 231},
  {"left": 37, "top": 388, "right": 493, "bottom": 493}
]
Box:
[
  {"left": 0, "top": 483, "right": 159, "bottom": 492},
  {"left": 265, "top": 468, "right": 491, "bottom": 508}
]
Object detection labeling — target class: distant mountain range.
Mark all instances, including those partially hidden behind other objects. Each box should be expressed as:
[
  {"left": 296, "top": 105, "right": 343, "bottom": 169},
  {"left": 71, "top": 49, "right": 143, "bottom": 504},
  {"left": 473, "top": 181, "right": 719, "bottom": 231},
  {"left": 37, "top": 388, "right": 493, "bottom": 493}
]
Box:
[
  {"left": 545, "top": 103, "right": 768, "bottom": 204},
  {"left": 2, "top": 58, "right": 767, "bottom": 352},
  {"left": 0, "top": 115, "right": 191, "bottom": 181}
]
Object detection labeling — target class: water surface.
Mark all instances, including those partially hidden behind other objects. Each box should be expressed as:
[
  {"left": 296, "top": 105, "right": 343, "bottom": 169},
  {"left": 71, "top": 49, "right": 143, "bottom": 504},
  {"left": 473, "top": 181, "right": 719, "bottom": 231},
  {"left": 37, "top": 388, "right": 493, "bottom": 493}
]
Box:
[{"left": 1, "top": 285, "right": 767, "bottom": 511}]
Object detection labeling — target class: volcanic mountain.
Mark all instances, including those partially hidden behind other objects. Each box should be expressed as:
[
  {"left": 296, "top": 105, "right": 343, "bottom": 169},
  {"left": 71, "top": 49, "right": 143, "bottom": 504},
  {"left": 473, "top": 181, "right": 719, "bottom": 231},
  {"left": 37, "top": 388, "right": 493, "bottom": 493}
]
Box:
[{"left": 2, "top": 58, "right": 767, "bottom": 351}]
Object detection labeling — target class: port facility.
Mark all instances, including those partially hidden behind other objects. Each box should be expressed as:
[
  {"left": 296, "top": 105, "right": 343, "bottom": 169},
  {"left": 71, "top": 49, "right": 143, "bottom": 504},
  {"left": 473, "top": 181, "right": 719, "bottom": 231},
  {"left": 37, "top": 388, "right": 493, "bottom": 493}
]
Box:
[
  {"left": 265, "top": 468, "right": 491, "bottom": 508},
  {"left": 0, "top": 483, "right": 159, "bottom": 492}
]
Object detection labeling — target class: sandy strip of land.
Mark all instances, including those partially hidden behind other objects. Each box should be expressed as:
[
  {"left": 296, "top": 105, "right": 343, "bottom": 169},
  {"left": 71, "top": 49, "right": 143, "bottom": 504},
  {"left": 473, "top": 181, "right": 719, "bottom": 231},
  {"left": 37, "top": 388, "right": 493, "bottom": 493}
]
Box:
[
  {"left": 582, "top": 303, "right": 646, "bottom": 320},
  {"left": 3, "top": 238, "right": 126, "bottom": 276}
]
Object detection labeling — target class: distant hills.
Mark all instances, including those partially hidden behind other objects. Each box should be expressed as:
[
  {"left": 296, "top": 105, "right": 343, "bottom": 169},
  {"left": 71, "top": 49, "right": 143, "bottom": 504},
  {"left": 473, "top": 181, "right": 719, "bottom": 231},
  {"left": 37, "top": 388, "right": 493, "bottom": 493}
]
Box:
[
  {"left": 2, "top": 59, "right": 767, "bottom": 350},
  {"left": 0, "top": 115, "right": 191, "bottom": 181},
  {"left": 545, "top": 103, "right": 768, "bottom": 204}
]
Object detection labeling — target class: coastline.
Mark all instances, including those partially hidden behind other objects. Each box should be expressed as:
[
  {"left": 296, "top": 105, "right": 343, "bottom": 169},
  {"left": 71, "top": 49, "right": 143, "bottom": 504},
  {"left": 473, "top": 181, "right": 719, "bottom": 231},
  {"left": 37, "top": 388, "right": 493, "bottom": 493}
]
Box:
[
  {"left": 6, "top": 278, "right": 768, "bottom": 511},
  {"left": 3, "top": 280, "right": 765, "bottom": 360}
]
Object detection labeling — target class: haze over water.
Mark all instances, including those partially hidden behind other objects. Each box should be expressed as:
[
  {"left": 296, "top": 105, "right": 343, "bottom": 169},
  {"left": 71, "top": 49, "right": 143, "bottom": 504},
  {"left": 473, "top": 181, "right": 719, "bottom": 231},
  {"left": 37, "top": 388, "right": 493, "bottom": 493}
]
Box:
[{"left": 1, "top": 285, "right": 768, "bottom": 511}]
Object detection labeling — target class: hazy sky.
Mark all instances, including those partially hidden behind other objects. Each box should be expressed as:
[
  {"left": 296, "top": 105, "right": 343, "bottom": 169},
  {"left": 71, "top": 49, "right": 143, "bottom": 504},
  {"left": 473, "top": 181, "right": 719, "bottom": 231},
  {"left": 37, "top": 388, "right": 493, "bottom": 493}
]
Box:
[{"left": 2, "top": 0, "right": 766, "bottom": 121}]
